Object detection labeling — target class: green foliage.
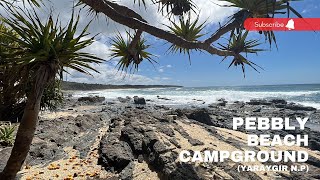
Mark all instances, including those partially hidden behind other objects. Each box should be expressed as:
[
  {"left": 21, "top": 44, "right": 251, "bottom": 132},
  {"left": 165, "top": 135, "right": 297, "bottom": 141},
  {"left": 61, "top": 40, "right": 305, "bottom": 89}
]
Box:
[
  {"left": 0, "top": 8, "right": 104, "bottom": 90},
  {"left": 40, "top": 80, "right": 63, "bottom": 111},
  {"left": 167, "top": 17, "right": 205, "bottom": 62},
  {"left": 0, "top": 8, "right": 104, "bottom": 121},
  {"left": 155, "top": 0, "right": 197, "bottom": 16},
  {"left": 110, "top": 31, "right": 156, "bottom": 73},
  {"left": 220, "top": 0, "right": 302, "bottom": 47},
  {"left": 219, "top": 30, "right": 264, "bottom": 77},
  {"left": 0, "top": 22, "right": 26, "bottom": 121},
  {"left": 0, "top": 122, "right": 16, "bottom": 146}
]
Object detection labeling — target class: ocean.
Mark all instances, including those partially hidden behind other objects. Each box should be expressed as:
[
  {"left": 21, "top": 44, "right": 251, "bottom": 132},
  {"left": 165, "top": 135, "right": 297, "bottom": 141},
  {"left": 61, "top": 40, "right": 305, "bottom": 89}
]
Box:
[{"left": 72, "top": 84, "right": 320, "bottom": 109}]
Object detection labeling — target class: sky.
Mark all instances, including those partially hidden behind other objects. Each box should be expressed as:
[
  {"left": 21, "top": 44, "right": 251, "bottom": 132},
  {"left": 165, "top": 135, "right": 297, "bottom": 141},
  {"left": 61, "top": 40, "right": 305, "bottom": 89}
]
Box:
[{"left": 10, "top": 0, "right": 320, "bottom": 87}]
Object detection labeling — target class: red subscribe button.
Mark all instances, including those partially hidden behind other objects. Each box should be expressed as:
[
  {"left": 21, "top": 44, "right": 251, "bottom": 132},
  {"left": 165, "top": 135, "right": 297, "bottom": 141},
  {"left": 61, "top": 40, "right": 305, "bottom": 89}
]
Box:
[{"left": 244, "top": 18, "right": 320, "bottom": 31}]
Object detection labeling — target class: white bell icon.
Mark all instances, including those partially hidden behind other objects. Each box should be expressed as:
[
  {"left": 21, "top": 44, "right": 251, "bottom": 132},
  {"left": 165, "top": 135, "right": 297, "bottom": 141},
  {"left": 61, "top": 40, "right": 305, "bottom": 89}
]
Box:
[{"left": 285, "top": 19, "right": 295, "bottom": 30}]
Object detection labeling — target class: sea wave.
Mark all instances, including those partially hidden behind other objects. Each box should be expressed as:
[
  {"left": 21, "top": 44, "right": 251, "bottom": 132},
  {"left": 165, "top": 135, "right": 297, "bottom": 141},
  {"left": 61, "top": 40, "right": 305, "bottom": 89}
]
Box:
[{"left": 71, "top": 87, "right": 320, "bottom": 109}]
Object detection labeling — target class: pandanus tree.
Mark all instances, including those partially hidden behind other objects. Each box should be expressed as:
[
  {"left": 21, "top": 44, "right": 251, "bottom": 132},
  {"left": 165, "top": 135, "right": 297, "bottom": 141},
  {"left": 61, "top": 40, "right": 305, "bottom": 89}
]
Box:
[
  {"left": 0, "top": 8, "right": 103, "bottom": 179},
  {"left": 0, "top": 21, "right": 65, "bottom": 121},
  {"left": 0, "top": 0, "right": 303, "bottom": 179}
]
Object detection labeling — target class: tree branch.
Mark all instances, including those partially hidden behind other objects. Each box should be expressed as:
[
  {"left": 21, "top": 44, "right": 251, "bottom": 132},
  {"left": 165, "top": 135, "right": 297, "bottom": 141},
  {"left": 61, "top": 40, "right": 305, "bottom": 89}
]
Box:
[
  {"left": 128, "top": 30, "right": 143, "bottom": 62},
  {"left": 204, "top": 20, "right": 239, "bottom": 45},
  {"left": 103, "top": 0, "right": 147, "bottom": 23},
  {"left": 80, "top": 0, "right": 234, "bottom": 57},
  {"left": 129, "top": 30, "right": 143, "bottom": 50}
]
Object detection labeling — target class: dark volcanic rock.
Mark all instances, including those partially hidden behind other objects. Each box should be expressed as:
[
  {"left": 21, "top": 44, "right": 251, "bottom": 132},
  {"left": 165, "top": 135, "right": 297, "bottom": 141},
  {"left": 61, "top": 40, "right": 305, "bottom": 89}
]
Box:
[
  {"left": 247, "top": 99, "right": 272, "bottom": 106},
  {"left": 285, "top": 104, "right": 316, "bottom": 111},
  {"left": 28, "top": 137, "right": 60, "bottom": 163},
  {"left": 99, "top": 140, "right": 134, "bottom": 172},
  {"left": 153, "top": 151, "right": 178, "bottom": 173},
  {"left": 169, "top": 163, "right": 201, "bottom": 180},
  {"left": 217, "top": 98, "right": 227, "bottom": 107},
  {"left": 153, "top": 141, "right": 170, "bottom": 154},
  {"left": 27, "top": 114, "right": 106, "bottom": 165},
  {"left": 169, "top": 138, "right": 181, "bottom": 148},
  {"left": 78, "top": 96, "right": 105, "bottom": 103},
  {"left": 121, "top": 126, "right": 144, "bottom": 154},
  {"left": 143, "top": 131, "right": 158, "bottom": 151},
  {"left": 217, "top": 101, "right": 227, "bottom": 107},
  {"left": 307, "top": 156, "right": 320, "bottom": 168},
  {"left": 119, "top": 161, "right": 135, "bottom": 180},
  {"left": 270, "top": 99, "right": 287, "bottom": 104},
  {"left": 185, "top": 109, "right": 213, "bottom": 126},
  {"left": 118, "top": 97, "right": 130, "bottom": 103},
  {"left": 188, "top": 139, "right": 204, "bottom": 146},
  {"left": 133, "top": 96, "right": 146, "bottom": 105},
  {"left": 158, "top": 124, "right": 175, "bottom": 137},
  {"left": 309, "top": 140, "right": 320, "bottom": 151},
  {"left": 275, "top": 104, "right": 286, "bottom": 108}
]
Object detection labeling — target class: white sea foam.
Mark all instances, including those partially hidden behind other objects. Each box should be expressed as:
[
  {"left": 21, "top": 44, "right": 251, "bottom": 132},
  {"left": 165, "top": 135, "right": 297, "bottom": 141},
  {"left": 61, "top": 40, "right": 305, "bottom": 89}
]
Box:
[{"left": 71, "top": 88, "right": 320, "bottom": 109}]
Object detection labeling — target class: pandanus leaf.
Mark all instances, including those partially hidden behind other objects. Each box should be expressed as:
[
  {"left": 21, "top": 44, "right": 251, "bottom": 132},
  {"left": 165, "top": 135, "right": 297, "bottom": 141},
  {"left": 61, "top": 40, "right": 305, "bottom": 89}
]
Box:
[
  {"left": 110, "top": 31, "right": 156, "bottom": 73},
  {"left": 166, "top": 16, "right": 205, "bottom": 63},
  {"left": 219, "top": 30, "right": 265, "bottom": 77}
]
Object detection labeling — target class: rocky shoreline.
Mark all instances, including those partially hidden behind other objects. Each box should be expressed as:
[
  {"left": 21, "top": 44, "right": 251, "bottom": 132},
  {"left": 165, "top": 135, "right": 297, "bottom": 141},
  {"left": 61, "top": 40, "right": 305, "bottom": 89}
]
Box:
[
  {"left": 61, "top": 81, "right": 183, "bottom": 91},
  {"left": 1, "top": 96, "right": 320, "bottom": 179}
]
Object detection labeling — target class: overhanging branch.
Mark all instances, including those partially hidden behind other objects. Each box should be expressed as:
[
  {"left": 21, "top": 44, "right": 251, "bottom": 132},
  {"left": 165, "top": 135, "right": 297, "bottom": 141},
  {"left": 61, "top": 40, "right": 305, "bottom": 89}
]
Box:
[
  {"left": 103, "top": 0, "right": 147, "bottom": 23},
  {"left": 204, "top": 20, "right": 239, "bottom": 45},
  {"left": 80, "top": 0, "right": 235, "bottom": 57}
]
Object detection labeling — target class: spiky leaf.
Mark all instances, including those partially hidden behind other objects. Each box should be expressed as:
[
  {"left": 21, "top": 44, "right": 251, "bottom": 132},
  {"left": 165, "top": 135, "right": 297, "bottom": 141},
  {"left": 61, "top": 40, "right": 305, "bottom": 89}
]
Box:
[
  {"left": 110, "top": 31, "right": 156, "bottom": 73},
  {"left": 167, "top": 17, "right": 205, "bottom": 62},
  {"left": 218, "top": 30, "right": 264, "bottom": 77}
]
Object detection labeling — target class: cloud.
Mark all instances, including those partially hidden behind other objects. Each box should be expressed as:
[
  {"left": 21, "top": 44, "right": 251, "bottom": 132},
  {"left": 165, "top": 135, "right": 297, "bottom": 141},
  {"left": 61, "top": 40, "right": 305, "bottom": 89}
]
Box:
[
  {"left": 66, "top": 63, "right": 158, "bottom": 85},
  {"left": 154, "top": 77, "right": 172, "bottom": 81},
  {"left": 166, "top": 65, "right": 172, "bottom": 68},
  {"left": 191, "top": 0, "right": 237, "bottom": 25},
  {"left": 158, "top": 68, "right": 164, "bottom": 73},
  {"left": 81, "top": 39, "right": 111, "bottom": 60},
  {"left": 162, "top": 77, "right": 171, "bottom": 80}
]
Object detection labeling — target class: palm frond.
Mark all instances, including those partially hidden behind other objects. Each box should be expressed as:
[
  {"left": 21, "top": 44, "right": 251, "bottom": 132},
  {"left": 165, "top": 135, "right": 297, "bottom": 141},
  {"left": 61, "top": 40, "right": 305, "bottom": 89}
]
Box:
[
  {"left": 218, "top": 30, "right": 265, "bottom": 77},
  {"left": 167, "top": 16, "right": 205, "bottom": 63},
  {"left": 154, "top": 0, "right": 197, "bottom": 16},
  {"left": 0, "top": 7, "right": 104, "bottom": 81},
  {"left": 110, "top": 31, "right": 156, "bottom": 73}
]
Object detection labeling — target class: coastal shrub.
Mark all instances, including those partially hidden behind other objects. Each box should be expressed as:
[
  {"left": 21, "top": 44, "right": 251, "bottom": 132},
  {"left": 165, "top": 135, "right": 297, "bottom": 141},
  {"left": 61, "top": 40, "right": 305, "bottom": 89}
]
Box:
[
  {"left": 40, "top": 80, "right": 64, "bottom": 111},
  {"left": 0, "top": 122, "right": 16, "bottom": 146}
]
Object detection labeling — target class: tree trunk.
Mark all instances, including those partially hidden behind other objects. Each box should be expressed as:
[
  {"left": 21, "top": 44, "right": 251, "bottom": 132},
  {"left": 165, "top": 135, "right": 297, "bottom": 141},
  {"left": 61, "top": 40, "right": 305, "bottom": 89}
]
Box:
[{"left": 0, "top": 82, "right": 45, "bottom": 179}]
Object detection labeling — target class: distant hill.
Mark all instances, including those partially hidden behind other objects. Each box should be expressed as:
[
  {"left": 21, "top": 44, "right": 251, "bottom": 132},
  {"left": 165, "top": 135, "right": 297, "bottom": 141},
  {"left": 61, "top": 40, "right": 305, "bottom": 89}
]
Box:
[{"left": 61, "top": 81, "right": 183, "bottom": 91}]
